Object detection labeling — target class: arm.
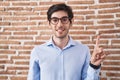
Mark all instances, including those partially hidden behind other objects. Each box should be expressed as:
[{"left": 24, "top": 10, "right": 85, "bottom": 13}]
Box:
[
  {"left": 27, "top": 47, "right": 40, "bottom": 80},
  {"left": 82, "top": 35, "right": 108, "bottom": 80},
  {"left": 81, "top": 46, "right": 100, "bottom": 80}
]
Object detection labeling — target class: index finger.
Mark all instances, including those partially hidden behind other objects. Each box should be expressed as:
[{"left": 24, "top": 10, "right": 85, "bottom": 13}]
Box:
[{"left": 96, "top": 35, "right": 100, "bottom": 47}]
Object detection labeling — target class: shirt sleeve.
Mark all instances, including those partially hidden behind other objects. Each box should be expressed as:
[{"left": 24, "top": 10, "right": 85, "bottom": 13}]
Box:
[
  {"left": 27, "top": 47, "right": 40, "bottom": 80},
  {"left": 81, "top": 46, "right": 100, "bottom": 80}
]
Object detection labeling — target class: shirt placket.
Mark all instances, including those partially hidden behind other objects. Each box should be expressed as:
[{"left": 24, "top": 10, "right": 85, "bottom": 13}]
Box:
[{"left": 59, "top": 50, "right": 64, "bottom": 80}]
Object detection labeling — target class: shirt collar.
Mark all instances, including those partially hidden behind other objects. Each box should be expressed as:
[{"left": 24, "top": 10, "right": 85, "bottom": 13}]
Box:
[{"left": 46, "top": 36, "right": 76, "bottom": 49}]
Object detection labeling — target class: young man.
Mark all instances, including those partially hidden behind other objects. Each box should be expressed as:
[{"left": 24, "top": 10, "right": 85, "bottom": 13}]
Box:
[{"left": 27, "top": 3, "right": 107, "bottom": 80}]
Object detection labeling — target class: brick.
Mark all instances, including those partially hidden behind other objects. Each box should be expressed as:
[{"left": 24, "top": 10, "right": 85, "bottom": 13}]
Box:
[
  {"left": 12, "top": 2, "right": 31, "bottom": 6},
  {"left": 72, "top": 6, "right": 88, "bottom": 10},
  {"left": 0, "top": 40, "right": 21, "bottom": 44},
  {"left": 106, "top": 72, "right": 120, "bottom": 77},
  {"left": 106, "top": 56, "right": 120, "bottom": 60},
  {"left": 89, "top": 4, "right": 119, "bottom": 9},
  {"left": 39, "top": 2, "right": 64, "bottom": 5},
  {"left": 10, "top": 76, "right": 26, "bottom": 80},
  {"left": 0, "top": 60, "right": 13, "bottom": 64},
  {"left": 0, "top": 45, "right": 8, "bottom": 49},
  {"left": 99, "top": 8, "right": 120, "bottom": 14},
  {"left": 97, "top": 20, "right": 114, "bottom": 24},
  {"left": 13, "top": 12, "right": 39, "bottom": 16},
  {"left": 11, "top": 22, "right": 36, "bottom": 26},
  {"left": 0, "top": 65, "right": 4, "bottom": 69},
  {"left": 116, "top": 14, "right": 120, "bottom": 17},
  {"left": 36, "top": 36, "right": 51, "bottom": 41},
  {"left": 0, "top": 2, "right": 10, "bottom": 6},
  {"left": 0, "top": 12, "right": 12, "bottom": 15},
  {"left": 100, "top": 78, "right": 107, "bottom": 80},
  {"left": 100, "top": 35, "right": 119, "bottom": 39},
  {"left": 0, "top": 71, "right": 16, "bottom": 75},
  {"left": 19, "top": 51, "right": 31, "bottom": 55},
  {"left": 6, "top": 7, "right": 24, "bottom": 11},
  {"left": 34, "top": 6, "right": 48, "bottom": 11},
  {"left": 74, "top": 21, "right": 93, "bottom": 25},
  {"left": 9, "top": 36, "right": 33, "bottom": 40},
  {"left": 68, "top": 1, "right": 94, "bottom": 4},
  {"left": 0, "top": 76, "right": 8, "bottom": 80},
  {"left": 86, "top": 15, "right": 114, "bottom": 20},
  {"left": 15, "top": 61, "right": 29, "bottom": 65},
  {"left": 30, "top": 16, "right": 46, "bottom": 20},
  {"left": 74, "top": 15, "right": 84, "bottom": 20},
  {"left": 7, "top": 66, "right": 29, "bottom": 70},
  {"left": 0, "top": 36, "right": 7, "bottom": 39},
  {"left": 99, "top": 29, "right": 120, "bottom": 34},
  {"left": 69, "top": 31, "right": 95, "bottom": 35},
  {"left": 103, "top": 61, "right": 120, "bottom": 65},
  {"left": 71, "top": 26, "right": 84, "bottom": 30},
  {"left": 0, "top": 7, "right": 4, "bottom": 11},
  {"left": 71, "top": 36, "right": 90, "bottom": 40},
  {"left": 3, "top": 17, "right": 28, "bottom": 21},
  {"left": 24, "top": 41, "right": 43, "bottom": 45},
  {"left": 101, "top": 66, "right": 120, "bottom": 71},
  {"left": 17, "top": 71, "right": 28, "bottom": 75},
  {"left": 86, "top": 25, "right": 114, "bottom": 30},
  {"left": 111, "top": 40, "right": 120, "bottom": 44},
  {"left": 114, "top": 19, "right": 120, "bottom": 27},
  {"left": 13, "top": 31, "right": 37, "bottom": 35},
  {"left": 10, "top": 46, "right": 33, "bottom": 50},
  {"left": 4, "top": 27, "right": 28, "bottom": 31},
  {"left": 0, "top": 22, "right": 10, "bottom": 26},
  {"left": 11, "top": 56, "right": 29, "bottom": 60},
  {"left": 0, "top": 55, "right": 8, "bottom": 58},
  {"left": 0, "top": 17, "right": 2, "bottom": 21},
  {"left": 111, "top": 78, "right": 120, "bottom": 80},
  {"left": 0, "top": 50, "right": 15, "bottom": 54},
  {"left": 74, "top": 11, "right": 94, "bottom": 15},
  {"left": 99, "top": 0, "right": 120, "bottom": 3},
  {"left": 105, "top": 50, "right": 120, "bottom": 54},
  {"left": 29, "top": 26, "right": 49, "bottom": 30}
]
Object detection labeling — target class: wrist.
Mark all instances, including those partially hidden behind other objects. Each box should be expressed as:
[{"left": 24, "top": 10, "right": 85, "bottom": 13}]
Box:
[{"left": 90, "top": 62, "right": 101, "bottom": 69}]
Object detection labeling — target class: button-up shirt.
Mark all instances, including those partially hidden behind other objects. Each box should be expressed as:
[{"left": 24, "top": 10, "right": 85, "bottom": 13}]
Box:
[{"left": 27, "top": 37, "right": 100, "bottom": 80}]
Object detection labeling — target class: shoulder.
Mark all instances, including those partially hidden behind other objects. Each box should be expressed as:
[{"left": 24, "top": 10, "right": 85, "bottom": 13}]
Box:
[{"left": 74, "top": 40, "right": 89, "bottom": 49}]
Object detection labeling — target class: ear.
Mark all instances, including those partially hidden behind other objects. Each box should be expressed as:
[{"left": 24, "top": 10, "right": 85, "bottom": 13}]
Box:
[
  {"left": 47, "top": 20, "right": 51, "bottom": 29},
  {"left": 70, "top": 18, "right": 74, "bottom": 26}
]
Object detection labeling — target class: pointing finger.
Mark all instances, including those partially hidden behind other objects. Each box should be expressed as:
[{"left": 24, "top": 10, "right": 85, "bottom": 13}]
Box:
[{"left": 96, "top": 35, "right": 100, "bottom": 47}]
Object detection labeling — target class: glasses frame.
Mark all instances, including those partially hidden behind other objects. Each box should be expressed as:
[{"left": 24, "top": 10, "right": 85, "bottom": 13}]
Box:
[{"left": 49, "top": 16, "right": 70, "bottom": 25}]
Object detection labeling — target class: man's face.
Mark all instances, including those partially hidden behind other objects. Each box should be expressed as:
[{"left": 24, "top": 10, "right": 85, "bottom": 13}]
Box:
[{"left": 49, "top": 10, "right": 72, "bottom": 39}]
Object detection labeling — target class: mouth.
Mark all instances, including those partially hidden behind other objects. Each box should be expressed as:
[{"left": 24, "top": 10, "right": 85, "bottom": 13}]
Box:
[{"left": 56, "top": 29, "right": 65, "bottom": 33}]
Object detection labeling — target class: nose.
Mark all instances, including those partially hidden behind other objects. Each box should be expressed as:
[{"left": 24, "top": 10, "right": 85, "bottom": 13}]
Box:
[{"left": 57, "top": 19, "right": 63, "bottom": 26}]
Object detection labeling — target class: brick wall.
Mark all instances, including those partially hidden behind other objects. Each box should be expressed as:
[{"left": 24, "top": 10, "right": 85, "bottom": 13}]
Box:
[{"left": 0, "top": 0, "right": 120, "bottom": 80}]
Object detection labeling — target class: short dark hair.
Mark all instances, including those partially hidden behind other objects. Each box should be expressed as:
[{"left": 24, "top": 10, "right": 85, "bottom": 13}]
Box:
[{"left": 47, "top": 3, "right": 74, "bottom": 23}]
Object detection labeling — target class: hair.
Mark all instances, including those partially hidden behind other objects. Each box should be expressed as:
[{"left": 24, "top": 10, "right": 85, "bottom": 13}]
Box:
[{"left": 47, "top": 3, "right": 74, "bottom": 23}]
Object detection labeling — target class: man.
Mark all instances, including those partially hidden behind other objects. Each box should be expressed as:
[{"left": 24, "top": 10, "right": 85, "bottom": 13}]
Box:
[{"left": 27, "top": 3, "right": 107, "bottom": 80}]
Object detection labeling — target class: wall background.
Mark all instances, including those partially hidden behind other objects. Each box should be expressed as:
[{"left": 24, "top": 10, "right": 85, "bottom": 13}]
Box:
[{"left": 0, "top": 0, "right": 120, "bottom": 80}]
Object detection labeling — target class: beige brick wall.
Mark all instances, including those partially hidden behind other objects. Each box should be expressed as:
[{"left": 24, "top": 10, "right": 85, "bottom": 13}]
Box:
[{"left": 0, "top": 0, "right": 120, "bottom": 80}]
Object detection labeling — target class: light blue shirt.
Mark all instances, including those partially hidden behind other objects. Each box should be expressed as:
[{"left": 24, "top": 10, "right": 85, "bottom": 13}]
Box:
[{"left": 27, "top": 37, "right": 100, "bottom": 80}]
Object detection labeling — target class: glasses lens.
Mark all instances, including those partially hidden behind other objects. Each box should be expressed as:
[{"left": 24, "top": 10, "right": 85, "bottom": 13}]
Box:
[
  {"left": 50, "top": 18, "right": 58, "bottom": 25},
  {"left": 61, "top": 17, "right": 69, "bottom": 24},
  {"left": 50, "top": 16, "right": 69, "bottom": 25}
]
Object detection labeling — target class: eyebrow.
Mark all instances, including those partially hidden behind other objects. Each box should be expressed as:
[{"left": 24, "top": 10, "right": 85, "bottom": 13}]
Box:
[{"left": 51, "top": 16, "right": 68, "bottom": 19}]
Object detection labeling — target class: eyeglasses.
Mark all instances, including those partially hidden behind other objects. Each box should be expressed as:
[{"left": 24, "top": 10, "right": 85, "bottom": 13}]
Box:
[{"left": 49, "top": 16, "right": 70, "bottom": 25}]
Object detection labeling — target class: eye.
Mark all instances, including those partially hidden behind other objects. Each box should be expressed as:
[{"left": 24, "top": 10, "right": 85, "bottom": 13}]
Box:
[
  {"left": 52, "top": 18, "right": 58, "bottom": 22},
  {"left": 62, "top": 18, "right": 68, "bottom": 22}
]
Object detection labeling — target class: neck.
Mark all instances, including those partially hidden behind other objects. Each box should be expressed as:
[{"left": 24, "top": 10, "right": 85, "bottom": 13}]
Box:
[{"left": 52, "top": 35, "right": 69, "bottom": 49}]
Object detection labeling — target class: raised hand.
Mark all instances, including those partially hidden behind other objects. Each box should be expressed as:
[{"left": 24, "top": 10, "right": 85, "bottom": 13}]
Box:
[{"left": 90, "top": 35, "right": 107, "bottom": 66}]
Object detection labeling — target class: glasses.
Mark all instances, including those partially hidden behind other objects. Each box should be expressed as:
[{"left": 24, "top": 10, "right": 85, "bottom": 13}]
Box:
[{"left": 50, "top": 16, "right": 70, "bottom": 25}]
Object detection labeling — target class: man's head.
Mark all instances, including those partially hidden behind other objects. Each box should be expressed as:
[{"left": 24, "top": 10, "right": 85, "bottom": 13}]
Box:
[
  {"left": 47, "top": 3, "right": 74, "bottom": 39},
  {"left": 47, "top": 3, "right": 74, "bottom": 24}
]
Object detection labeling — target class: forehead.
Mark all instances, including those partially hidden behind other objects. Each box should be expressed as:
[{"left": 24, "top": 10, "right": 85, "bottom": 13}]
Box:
[{"left": 51, "top": 10, "right": 68, "bottom": 18}]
